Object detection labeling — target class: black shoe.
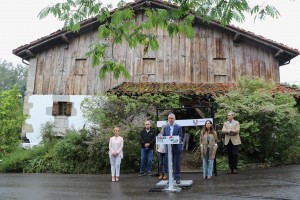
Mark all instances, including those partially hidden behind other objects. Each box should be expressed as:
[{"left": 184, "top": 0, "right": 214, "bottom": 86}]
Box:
[{"left": 176, "top": 180, "right": 181, "bottom": 184}]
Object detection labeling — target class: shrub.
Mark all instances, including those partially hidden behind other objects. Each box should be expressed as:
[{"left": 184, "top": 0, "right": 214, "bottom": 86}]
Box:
[{"left": 214, "top": 77, "right": 300, "bottom": 164}]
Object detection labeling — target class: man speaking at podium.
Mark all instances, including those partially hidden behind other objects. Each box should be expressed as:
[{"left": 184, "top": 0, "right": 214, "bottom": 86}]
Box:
[{"left": 163, "top": 113, "right": 183, "bottom": 184}]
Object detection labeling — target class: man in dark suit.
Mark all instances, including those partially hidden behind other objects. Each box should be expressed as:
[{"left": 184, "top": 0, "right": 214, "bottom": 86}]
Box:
[{"left": 163, "top": 113, "right": 183, "bottom": 184}]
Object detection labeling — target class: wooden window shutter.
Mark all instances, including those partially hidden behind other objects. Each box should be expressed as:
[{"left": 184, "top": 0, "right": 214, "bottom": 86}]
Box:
[
  {"left": 214, "top": 38, "right": 224, "bottom": 58},
  {"left": 66, "top": 102, "right": 72, "bottom": 116},
  {"left": 52, "top": 101, "right": 59, "bottom": 116},
  {"left": 75, "top": 59, "right": 87, "bottom": 75},
  {"left": 143, "top": 58, "right": 156, "bottom": 75}
]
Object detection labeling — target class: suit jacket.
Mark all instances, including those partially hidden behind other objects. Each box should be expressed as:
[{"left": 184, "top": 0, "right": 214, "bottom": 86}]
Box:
[
  {"left": 222, "top": 119, "right": 241, "bottom": 145},
  {"left": 163, "top": 123, "right": 183, "bottom": 153}
]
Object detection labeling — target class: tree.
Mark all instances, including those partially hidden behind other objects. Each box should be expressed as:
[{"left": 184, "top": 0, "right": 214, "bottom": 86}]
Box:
[
  {"left": 0, "top": 85, "right": 27, "bottom": 157},
  {"left": 214, "top": 76, "right": 300, "bottom": 163},
  {"left": 0, "top": 60, "right": 28, "bottom": 97},
  {"left": 38, "top": 0, "right": 281, "bottom": 80}
]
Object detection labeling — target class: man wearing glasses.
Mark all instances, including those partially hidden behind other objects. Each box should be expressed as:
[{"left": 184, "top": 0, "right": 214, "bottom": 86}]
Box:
[{"left": 138, "top": 120, "right": 157, "bottom": 176}]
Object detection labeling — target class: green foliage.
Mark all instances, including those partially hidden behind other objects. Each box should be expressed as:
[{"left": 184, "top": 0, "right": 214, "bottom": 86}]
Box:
[
  {"left": 38, "top": 0, "right": 106, "bottom": 32},
  {"left": 121, "top": 125, "right": 142, "bottom": 171},
  {"left": 0, "top": 59, "right": 28, "bottom": 97},
  {"left": 215, "top": 76, "right": 300, "bottom": 164},
  {"left": 40, "top": 121, "right": 57, "bottom": 144},
  {"left": 86, "top": 43, "right": 109, "bottom": 66},
  {"left": 84, "top": 129, "right": 111, "bottom": 173},
  {"left": 0, "top": 149, "right": 32, "bottom": 172},
  {"left": 47, "top": 130, "right": 90, "bottom": 173},
  {"left": 281, "top": 82, "right": 299, "bottom": 89},
  {"left": 0, "top": 146, "right": 49, "bottom": 173},
  {"left": 0, "top": 130, "right": 91, "bottom": 173},
  {"left": 285, "top": 133, "right": 300, "bottom": 164},
  {"left": 81, "top": 93, "right": 181, "bottom": 129},
  {"left": 38, "top": 0, "right": 280, "bottom": 79},
  {"left": 0, "top": 85, "right": 26, "bottom": 157},
  {"left": 99, "top": 60, "right": 130, "bottom": 80},
  {"left": 215, "top": 156, "right": 248, "bottom": 171}
]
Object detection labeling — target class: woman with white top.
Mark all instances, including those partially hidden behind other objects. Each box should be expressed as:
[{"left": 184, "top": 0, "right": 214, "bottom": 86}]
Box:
[{"left": 109, "top": 127, "right": 124, "bottom": 182}]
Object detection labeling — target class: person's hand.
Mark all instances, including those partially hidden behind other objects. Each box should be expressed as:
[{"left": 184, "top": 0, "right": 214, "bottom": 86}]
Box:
[
  {"left": 145, "top": 143, "right": 150, "bottom": 148},
  {"left": 213, "top": 144, "right": 218, "bottom": 150},
  {"left": 230, "top": 130, "right": 237, "bottom": 135},
  {"left": 200, "top": 144, "right": 203, "bottom": 152},
  {"left": 225, "top": 130, "right": 231, "bottom": 135}
]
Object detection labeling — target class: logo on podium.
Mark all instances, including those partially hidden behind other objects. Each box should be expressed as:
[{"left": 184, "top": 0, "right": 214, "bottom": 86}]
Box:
[{"left": 156, "top": 135, "right": 180, "bottom": 144}]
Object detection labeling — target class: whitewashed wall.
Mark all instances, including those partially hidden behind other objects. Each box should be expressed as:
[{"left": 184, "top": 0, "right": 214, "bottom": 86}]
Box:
[{"left": 24, "top": 95, "right": 88, "bottom": 147}]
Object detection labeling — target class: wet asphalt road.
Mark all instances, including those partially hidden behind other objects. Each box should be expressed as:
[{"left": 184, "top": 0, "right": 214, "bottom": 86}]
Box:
[{"left": 0, "top": 164, "right": 299, "bottom": 200}]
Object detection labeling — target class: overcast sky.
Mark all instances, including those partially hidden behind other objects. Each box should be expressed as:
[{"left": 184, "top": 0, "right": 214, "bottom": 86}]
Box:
[{"left": 1, "top": 0, "right": 299, "bottom": 85}]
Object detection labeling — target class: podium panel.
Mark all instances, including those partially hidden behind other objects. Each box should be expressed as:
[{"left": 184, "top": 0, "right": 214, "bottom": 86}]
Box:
[{"left": 156, "top": 135, "right": 180, "bottom": 144}]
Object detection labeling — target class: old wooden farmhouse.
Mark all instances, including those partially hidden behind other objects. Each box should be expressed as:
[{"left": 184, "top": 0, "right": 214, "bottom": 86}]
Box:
[{"left": 13, "top": 0, "right": 300, "bottom": 146}]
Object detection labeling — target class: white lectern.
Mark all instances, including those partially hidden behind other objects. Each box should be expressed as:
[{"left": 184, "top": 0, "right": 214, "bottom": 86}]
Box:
[{"left": 156, "top": 135, "right": 182, "bottom": 192}]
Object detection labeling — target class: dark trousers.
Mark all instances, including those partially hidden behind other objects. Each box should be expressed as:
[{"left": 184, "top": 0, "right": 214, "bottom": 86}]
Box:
[
  {"left": 172, "top": 151, "right": 181, "bottom": 181},
  {"left": 226, "top": 140, "right": 239, "bottom": 171}
]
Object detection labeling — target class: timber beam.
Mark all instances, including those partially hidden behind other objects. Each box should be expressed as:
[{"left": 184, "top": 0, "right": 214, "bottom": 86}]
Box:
[
  {"left": 25, "top": 49, "right": 35, "bottom": 57},
  {"left": 61, "top": 34, "right": 70, "bottom": 43},
  {"left": 233, "top": 33, "right": 241, "bottom": 46},
  {"left": 274, "top": 49, "right": 284, "bottom": 58}
]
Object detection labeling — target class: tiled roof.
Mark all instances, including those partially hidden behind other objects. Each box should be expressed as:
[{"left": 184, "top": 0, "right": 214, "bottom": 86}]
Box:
[{"left": 108, "top": 82, "right": 300, "bottom": 99}]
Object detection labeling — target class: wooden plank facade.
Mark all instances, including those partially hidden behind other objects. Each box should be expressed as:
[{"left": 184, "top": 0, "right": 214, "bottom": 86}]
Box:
[
  {"left": 31, "top": 20, "right": 280, "bottom": 95},
  {"left": 13, "top": 0, "right": 299, "bottom": 96}
]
